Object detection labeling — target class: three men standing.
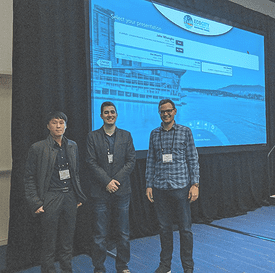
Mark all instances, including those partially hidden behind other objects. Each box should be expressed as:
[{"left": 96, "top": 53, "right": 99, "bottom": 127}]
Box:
[
  {"left": 145, "top": 99, "right": 200, "bottom": 273},
  {"left": 86, "top": 101, "right": 136, "bottom": 273},
  {"left": 24, "top": 100, "right": 198, "bottom": 273}
]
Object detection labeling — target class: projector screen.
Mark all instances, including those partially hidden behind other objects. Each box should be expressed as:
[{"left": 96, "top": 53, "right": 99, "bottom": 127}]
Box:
[{"left": 89, "top": 0, "right": 266, "bottom": 153}]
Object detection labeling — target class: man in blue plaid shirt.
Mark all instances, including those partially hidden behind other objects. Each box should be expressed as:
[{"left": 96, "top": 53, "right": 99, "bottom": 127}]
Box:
[{"left": 145, "top": 99, "right": 199, "bottom": 273}]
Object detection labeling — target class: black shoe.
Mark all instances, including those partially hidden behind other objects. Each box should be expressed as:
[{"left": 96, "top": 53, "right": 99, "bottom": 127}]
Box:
[
  {"left": 184, "top": 269, "right": 193, "bottom": 273},
  {"left": 155, "top": 264, "right": 171, "bottom": 273}
]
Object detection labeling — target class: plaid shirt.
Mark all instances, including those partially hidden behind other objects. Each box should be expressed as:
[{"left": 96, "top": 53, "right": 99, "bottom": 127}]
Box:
[{"left": 145, "top": 123, "right": 199, "bottom": 189}]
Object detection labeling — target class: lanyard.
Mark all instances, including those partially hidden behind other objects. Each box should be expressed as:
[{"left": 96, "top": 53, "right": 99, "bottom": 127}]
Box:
[
  {"left": 105, "top": 133, "right": 115, "bottom": 154},
  {"left": 105, "top": 138, "right": 111, "bottom": 155},
  {"left": 159, "top": 128, "right": 176, "bottom": 153},
  {"left": 105, "top": 134, "right": 115, "bottom": 164}
]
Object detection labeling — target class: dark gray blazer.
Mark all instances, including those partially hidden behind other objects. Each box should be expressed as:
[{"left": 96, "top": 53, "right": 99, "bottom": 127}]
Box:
[
  {"left": 86, "top": 126, "right": 136, "bottom": 198},
  {"left": 24, "top": 135, "right": 86, "bottom": 216}
]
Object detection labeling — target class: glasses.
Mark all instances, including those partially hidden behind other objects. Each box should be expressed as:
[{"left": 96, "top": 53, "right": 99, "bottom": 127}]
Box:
[
  {"left": 159, "top": 109, "right": 175, "bottom": 115},
  {"left": 103, "top": 110, "right": 116, "bottom": 115}
]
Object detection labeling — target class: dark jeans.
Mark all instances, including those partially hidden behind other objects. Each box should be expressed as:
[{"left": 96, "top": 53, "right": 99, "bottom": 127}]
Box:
[
  {"left": 40, "top": 191, "right": 77, "bottom": 273},
  {"left": 154, "top": 186, "right": 194, "bottom": 271},
  {"left": 92, "top": 193, "right": 131, "bottom": 273}
]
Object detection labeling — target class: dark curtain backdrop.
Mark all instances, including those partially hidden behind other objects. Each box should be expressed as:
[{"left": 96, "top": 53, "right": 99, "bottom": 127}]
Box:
[{"left": 6, "top": 0, "right": 275, "bottom": 272}]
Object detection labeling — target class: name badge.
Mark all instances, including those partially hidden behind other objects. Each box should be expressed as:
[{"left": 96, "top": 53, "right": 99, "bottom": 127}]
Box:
[
  {"left": 108, "top": 154, "right": 114, "bottom": 164},
  {"left": 162, "top": 154, "right": 173, "bottom": 163},
  {"left": 59, "top": 169, "right": 70, "bottom": 180}
]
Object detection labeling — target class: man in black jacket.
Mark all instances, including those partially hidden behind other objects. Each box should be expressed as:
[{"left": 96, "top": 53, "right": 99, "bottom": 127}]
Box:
[
  {"left": 86, "top": 101, "right": 136, "bottom": 273},
  {"left": 24, "top": 111, "right": 86, "bottom": 273}
]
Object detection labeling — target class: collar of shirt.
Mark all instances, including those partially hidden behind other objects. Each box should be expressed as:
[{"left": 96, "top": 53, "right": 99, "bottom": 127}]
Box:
[
  {"left": 104, "top": 127, "right": 117, "bottom": 136},
  {"left": 161, "top": 121, "right": 177, "bottom": 132},
  {"left": 54, "top": 138, "right": 66, "bottom": 149}
]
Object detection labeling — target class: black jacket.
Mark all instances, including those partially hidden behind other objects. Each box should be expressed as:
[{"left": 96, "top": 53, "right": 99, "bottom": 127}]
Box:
[
  {"left": 24, "top": 135, "right": 86, "bottom": 216},
  {"left": 86, "top": 127, "right": 136, "bottom": 198}
]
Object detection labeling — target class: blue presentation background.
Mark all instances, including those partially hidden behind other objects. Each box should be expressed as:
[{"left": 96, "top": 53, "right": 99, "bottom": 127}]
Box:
[{"left": 90, "top": 0, "right": 266, "bottom": 151}]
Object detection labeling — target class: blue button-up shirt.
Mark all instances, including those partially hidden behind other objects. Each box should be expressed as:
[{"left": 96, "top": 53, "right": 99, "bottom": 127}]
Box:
[{"left": 145, "top": 123, "right": 199, "bottom": 189}]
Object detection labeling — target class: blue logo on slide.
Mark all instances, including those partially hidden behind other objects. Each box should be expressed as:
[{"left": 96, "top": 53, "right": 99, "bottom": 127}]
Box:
[{"left": 184, "top": 15, "right": 193, "bottom": 29}]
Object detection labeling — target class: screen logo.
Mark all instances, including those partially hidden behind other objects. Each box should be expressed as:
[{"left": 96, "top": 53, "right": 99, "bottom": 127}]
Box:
[
  {"left": 184, "top": 15, "right": 193, "bottom": 29},
  {"left": 153, "top": 2, "right": 232, "bottom": 36}
]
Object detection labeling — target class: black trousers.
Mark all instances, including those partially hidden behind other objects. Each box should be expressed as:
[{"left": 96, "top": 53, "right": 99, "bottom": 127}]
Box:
[{"left": 40, "top": 190, "right": 77, "bottom": 273}]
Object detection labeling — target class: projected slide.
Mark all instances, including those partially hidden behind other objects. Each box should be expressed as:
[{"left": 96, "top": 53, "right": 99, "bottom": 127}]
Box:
[{"left": 89, "top": 0, "right": 266, "bottom": 150}]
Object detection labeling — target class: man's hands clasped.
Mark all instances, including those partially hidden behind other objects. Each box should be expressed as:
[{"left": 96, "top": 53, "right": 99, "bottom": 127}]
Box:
[{"left": 106, "top": 179, "right": 120, "bottom": 193}]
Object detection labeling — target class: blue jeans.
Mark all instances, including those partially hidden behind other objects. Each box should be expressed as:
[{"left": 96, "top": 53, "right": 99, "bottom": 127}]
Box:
[
  {"left": 92, "top": 193, "right": 130, "bottom": 272},
  {"left": 154, "top": 186, "right": 194, "bottom": 271}
]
